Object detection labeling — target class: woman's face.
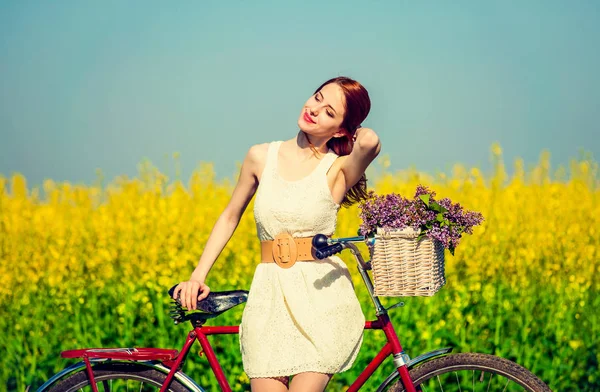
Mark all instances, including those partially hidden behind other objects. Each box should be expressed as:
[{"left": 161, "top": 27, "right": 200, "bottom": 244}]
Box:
[{"left": 297, "top": 83, "right": 347, "bottom": 139}]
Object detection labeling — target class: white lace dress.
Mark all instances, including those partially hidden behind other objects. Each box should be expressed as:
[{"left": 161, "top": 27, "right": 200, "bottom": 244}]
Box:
[{"left": 239, "top": 140, "right": 365, "bottom": 378}]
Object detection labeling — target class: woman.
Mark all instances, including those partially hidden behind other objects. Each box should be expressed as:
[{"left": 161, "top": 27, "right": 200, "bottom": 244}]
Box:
[{"left": 173, "top": 76, "right": 381, "bottom": 392}]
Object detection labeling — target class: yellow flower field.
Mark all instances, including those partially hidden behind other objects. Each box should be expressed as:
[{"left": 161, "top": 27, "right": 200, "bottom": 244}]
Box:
[{"left": 0, "top": 146, "right": 598, "bottom": 391}]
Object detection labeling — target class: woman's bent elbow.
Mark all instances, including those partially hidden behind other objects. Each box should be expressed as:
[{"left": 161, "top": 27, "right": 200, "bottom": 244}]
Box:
[{"left": 358, "top": 129, "right": 381, "bottom": 156}]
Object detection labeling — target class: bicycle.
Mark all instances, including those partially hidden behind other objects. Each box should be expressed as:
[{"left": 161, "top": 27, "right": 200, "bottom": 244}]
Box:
[{"left": 37, "top": 233, "right": 552, "bottom": 392}]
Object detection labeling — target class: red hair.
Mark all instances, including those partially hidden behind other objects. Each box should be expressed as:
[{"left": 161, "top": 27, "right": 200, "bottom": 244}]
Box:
[{"left": 306, "top": 76, "right": 371, "bottom": 207}]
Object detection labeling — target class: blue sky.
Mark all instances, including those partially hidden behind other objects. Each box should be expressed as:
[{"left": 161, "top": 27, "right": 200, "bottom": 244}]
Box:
[{"left": 1, "top": 1, "right": 598, "bottom": 187}]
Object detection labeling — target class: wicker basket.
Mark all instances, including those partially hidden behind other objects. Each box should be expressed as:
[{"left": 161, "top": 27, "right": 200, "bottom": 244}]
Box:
[{"left": 369, "top": 227, "right": 446, "bottom": 297}]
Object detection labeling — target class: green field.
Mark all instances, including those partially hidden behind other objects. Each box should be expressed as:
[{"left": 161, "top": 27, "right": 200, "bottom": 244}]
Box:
[{"left": 1, "top": 153, "right": 598, "bottom": 390}]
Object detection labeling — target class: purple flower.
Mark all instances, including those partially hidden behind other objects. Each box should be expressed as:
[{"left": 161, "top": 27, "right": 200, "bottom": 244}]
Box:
[{"left": 358, "top": 185, "right": 485, "bottom": 253}]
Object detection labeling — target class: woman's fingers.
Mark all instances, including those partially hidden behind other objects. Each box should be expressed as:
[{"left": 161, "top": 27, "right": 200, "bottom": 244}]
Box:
[
  {"left": 172, "top": 284, "right": 181, "bottom": 301},
  {"left": 198, "top": 284, "right": 211, "bottom": 301},
  {"left": 178, "top": 283, "right": 187, "bottom": 308},
  {"left": 192, "top": 282, "right": 206, "bottom": 309},
  {"left": 189, "top": 283, "right": 197, "bottom": 310},
  {"left": 185, "top": 282, "right": 195, "bottom": 310},
  {"left": 172, "top": 280, "right": 208, "bottom": 310},
  {"left": 173, "top": 283, "right": 187, "bottom": 307},
  {"left": 192, "top": 281, "right": 204, "bottom": 310},
  {"left": 180, "top": 282, "right": 191, "bottom": 309}
]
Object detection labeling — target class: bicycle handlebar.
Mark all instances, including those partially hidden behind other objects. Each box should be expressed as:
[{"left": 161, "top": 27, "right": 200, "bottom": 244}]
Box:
[
  {"left": 312, "top": 233, "right": 375, "bottom": 259},
  {"left": 168, "top": 231, "right": 386, "bottom": 322},
  {"left": 315, "top": 243, "right": 344, "bottom": 259}
]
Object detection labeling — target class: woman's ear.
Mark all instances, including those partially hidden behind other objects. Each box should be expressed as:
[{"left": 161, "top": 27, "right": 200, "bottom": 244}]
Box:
[{"left": 332, "top": 128, "right": 348, "bottom": 138}]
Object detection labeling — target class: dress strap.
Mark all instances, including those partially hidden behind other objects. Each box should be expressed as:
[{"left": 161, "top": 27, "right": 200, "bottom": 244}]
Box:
[
  {"left": 257, "top": 141, "right": 281, "bottom": 182},
  {"left": 269, "top": 141, "right": 284, "bottom": 172},
  {"left": 268, "top": 141, "right": 282, "bottom": 165}
]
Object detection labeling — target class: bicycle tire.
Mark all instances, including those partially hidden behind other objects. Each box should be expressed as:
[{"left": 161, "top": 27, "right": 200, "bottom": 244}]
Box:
[
  {"left": 387, "top": 353, "right": 551, "bottom": 392},
  {"left": 47, "top": 362, "right": 193, "bottom": 392}
]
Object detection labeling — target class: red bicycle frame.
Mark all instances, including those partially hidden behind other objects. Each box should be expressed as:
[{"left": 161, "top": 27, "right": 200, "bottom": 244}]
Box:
[
  {"left": 190, "top": 314, "right": 415, "bottom": 392},
  {"left": 60, "top": 313, "right": 416, "bottom": 392},
  {"left": 57, "top": 242, "right": 429, "bottom": 392}
]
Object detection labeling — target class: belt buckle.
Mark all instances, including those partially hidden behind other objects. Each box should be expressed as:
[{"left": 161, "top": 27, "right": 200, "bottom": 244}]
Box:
[{"left": 272, "top": 232, "right": 298, "bottom": 269}]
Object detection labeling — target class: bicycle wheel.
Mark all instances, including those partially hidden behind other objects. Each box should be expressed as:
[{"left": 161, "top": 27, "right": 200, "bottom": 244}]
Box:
[
  {"left": 47, "top": 362, "right": 193, "bottom": 392},
  {"left": 387, "top": 353, "right": 551, "bottom": 392}
]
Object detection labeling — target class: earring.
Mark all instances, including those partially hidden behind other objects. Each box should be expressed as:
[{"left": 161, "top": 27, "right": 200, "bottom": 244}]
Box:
[{"left": 352, "top": 125, "right": 362, "bottom": 142}]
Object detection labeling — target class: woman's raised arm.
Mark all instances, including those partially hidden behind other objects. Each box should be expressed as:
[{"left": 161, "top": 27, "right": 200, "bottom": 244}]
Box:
[
  {"left": 172, "top": 143, "right": 267, "bottom": 310},
  {"left": 340, "top": 127, "right": 381, "bottom": 190}
]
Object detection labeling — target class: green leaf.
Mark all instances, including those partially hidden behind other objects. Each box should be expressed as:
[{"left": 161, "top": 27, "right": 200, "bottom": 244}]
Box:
[
  {"left": 436, "top": 213, "right": 445, "bottom": 222},
  {"left": 419, "top": 194, "right": 430, "bottom": 207},
  {"left": 430, "top": 201, "right": 448, "bottom": 213}
]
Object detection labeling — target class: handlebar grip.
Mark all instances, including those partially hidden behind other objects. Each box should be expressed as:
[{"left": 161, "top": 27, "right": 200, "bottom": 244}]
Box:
[
  {"left": 312, "top": 234, "right": 329, "bottom": 250},
  {"left": 315, "top": 243, "right": 344, "bottom": 259}
]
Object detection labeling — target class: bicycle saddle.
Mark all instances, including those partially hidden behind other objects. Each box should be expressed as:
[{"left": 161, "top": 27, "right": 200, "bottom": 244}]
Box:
[{"left": 168, "top": 285, "right": 248, "bottom": 314}]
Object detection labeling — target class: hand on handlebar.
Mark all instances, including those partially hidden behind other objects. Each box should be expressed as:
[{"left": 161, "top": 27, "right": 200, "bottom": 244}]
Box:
[
  {"left": 312, "top": 234, "right": 346, "bottom": 259},
  {"left": 172, "top": 279, "right": 211, "bottom": 311},
  {"left": 315, "top": 243, "right": 344, "bottom": 259}
]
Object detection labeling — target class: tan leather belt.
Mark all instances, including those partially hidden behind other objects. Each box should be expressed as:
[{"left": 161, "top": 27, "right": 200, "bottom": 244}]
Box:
[{"left": 261, "top": 233, "right": 316, "bottom": 269}]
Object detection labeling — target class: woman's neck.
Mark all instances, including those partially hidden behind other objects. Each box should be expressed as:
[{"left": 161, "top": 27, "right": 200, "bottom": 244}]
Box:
[{"left": 295, "top": 131, "right": 329, "bottom": 156}]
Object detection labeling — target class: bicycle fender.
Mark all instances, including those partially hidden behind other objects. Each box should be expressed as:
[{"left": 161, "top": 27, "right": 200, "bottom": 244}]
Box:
[
  {"left": 375, "top": 347, "right": 453, "bottom": 392},
  {"left": 36, "top": 360, "right": 89, "bottom": 392},
  {"left": 36, "top": 359, "right": 206, "bottom": 392}
]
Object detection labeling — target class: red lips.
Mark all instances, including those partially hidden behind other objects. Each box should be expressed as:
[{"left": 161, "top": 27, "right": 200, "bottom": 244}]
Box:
[{"left": 304, "top": 112, "right": 316, "bottom": 124}]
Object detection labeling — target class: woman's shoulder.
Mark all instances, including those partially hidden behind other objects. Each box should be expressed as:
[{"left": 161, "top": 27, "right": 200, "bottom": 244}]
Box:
[
  {"left": 245, "top": 142, "right": 281, "bottom": 181},
  {"left": 245, "top": 143, "right": 267, "bottom": 163},
  {"left": 245, "top": 141, "right": 281, "bottom": 166}
]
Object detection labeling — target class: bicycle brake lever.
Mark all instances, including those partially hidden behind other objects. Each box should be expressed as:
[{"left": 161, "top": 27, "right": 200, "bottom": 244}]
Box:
[{"left": 385, "top": 301, "right": 405, "bottom": 312}]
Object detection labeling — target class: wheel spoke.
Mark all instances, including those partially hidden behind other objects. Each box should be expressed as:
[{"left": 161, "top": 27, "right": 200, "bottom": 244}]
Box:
[
  {"left": 419, "top": 370, "right": 531, "bottom": 392},
  {"left": 48, "top": 363, "right": 189, "bottom": 392},
  {"left": 454, "top": 371, "right": 461, "bottom": 392},
  {"left": 394, "top": 353, "right": 550, "bottom": 392}
]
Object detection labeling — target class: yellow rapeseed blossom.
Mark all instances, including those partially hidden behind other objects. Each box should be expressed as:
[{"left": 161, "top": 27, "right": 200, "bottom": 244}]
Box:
[{"left": 0, "top": 150, "right": 598, "bottom": 391}]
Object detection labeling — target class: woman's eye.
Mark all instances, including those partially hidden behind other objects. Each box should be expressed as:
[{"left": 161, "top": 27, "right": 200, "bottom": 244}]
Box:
[{"left": 314, "top": 93, "right": 332, "bottom": 116}]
